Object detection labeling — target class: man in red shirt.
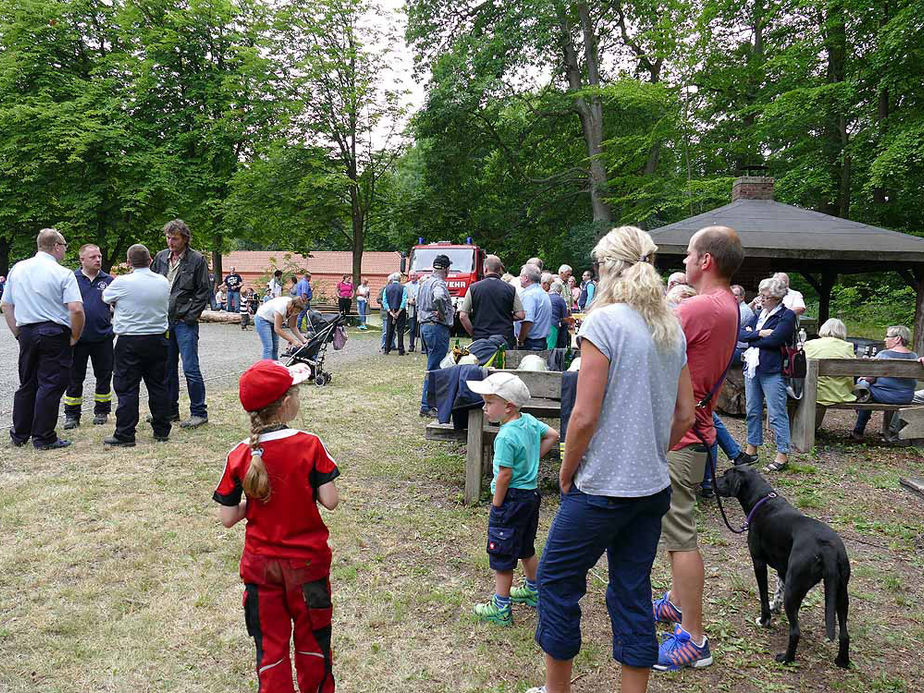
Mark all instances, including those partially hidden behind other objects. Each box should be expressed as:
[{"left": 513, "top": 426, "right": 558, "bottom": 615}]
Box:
[{"left": 653, "top": 225, "right": 744, "bottom": 672}]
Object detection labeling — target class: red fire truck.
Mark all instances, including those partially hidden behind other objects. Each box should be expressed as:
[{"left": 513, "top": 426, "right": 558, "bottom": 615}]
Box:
[{"left": 405, "top": 240, "right": 485, "bottom": 332}]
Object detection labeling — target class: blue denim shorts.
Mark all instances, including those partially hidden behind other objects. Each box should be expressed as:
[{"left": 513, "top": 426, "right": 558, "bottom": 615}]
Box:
[
  {"left": 487, "top": 488, "right": 541, "bottom": 571},
  {"left": 536, "top": 485, "right": 671, "bottom": 667}
]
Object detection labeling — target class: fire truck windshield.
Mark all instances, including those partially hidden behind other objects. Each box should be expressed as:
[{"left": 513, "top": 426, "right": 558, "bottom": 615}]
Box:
[{"left": 410, "top": 248, "right": 475, "bottom": 273}]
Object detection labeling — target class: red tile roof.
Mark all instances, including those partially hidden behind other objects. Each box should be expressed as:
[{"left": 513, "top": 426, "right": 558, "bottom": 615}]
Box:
[{"left": 221, "top": 250, "right": 402, "bottom": 276}]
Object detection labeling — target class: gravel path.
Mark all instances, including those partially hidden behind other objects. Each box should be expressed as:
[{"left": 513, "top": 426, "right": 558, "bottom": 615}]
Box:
[{"left": 0, "top": 322, "right": 383, "bottom": 429}]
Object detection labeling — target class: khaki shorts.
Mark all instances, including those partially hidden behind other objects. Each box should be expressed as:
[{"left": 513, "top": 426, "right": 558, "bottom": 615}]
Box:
[{"left": 660, "top": 445, "right": 708, "bottom": 552}]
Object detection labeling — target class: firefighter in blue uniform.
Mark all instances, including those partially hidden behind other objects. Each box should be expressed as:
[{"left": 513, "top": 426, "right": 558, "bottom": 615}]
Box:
[{"left": 63, "top": 244, "right": 114, "bottom": 428}]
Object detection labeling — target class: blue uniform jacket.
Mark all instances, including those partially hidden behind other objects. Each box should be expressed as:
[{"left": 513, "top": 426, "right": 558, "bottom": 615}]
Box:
[
  {"left": 75, "top": 269, "right": 114, "bottom": 342},
  {"left": 738, "top": 307, "right": 797, "bottom": 375}
]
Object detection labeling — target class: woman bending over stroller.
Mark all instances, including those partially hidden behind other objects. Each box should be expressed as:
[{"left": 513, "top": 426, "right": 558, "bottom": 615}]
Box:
[{"left": 255, "top": 295, "right": 309, "bottom": 360}]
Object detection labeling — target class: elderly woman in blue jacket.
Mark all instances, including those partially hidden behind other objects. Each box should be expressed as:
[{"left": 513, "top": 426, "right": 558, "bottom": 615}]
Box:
[{"left": 738, "top": 276, "right": 797, "bottom": 472}]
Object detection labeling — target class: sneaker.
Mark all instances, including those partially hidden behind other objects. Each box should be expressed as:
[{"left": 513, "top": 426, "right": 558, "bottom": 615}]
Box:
[
  {"left": 10, "top": 435, "right": 28, "bottom": 448},
  {"left": 653, "top": 624, "right": 713, "bottom": 671},
  {"left": 652, "top": 591, "right": 682, "bottom": 624},
  {"left": 63, "top": 416, "right": 80, "bottom": 430},
  {"left": 146, "top": 413, "right": 180, "bottom": 424},
  {"left": 104, "top": 436, "right": 136, "bottom": 448},
  {"left": 472, "top": 599, "right": 512, "bottom": 626},
  {"left": 179, "top": 416, "right": 208, "bottom": 429},
  {"left": 154, "top": 435, "right": 170, "bottom": 443},
  {"left": 733, "top": 451, "right": 758, "bottom": 466},
  {"left": 510, "top": 582, "right": 539, "bottom": 608},
  {"left": 419, "top": 408, "right": 438, "bottom": 418},
  {"left": 92, "top": 414, "right": 108, "bottom": 426},
  {"left": 698, "top": 484, "right": 714, "bottom": 499},
  {"left": 525, "top": 688, "right": 547, "bottom": 693}
]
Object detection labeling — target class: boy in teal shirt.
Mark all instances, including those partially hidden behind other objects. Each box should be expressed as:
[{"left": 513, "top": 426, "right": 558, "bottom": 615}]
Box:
[{"left": 467, "top": 372, "right": 560, "bottom": 625}]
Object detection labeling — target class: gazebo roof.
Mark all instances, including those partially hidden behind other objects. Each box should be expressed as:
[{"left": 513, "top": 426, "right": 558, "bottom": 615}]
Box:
[{"left": 649, "top": 199, "right": 924, "bottom": 266}]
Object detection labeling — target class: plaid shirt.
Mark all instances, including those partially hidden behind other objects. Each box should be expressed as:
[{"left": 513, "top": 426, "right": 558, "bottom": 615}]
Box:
[{"left": 416, "top": 275, "right": 453, "bottom": 327}]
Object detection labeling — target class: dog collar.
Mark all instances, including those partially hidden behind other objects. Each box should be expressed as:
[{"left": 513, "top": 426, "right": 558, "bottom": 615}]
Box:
[{"left": 742, "top": 492, "right": 778, "bottom": 531}]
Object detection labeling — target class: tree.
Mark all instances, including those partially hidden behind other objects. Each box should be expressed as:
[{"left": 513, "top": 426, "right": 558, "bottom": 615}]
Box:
[{"left": 274, "top": 0, "right": 408, "bottom": 284}]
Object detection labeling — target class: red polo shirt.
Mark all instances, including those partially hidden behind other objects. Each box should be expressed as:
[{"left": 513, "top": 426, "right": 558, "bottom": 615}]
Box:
[{"left": 214, "top": 428, "right": 339, "bottom": 563}]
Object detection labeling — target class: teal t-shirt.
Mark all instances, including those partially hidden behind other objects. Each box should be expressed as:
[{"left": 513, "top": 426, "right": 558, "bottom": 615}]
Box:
[{"left": 491, "top": 412, "right": 550, "bottom": 492}]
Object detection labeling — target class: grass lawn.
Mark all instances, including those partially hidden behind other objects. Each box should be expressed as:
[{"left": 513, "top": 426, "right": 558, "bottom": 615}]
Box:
[{"left": 1, "top": 351, "right": 923, "bottom": 692}]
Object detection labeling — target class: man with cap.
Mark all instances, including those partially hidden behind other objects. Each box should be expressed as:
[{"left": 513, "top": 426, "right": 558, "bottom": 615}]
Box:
[
  {"left": 63, "top": 244, "right": 114, "bottom": 429},
  {"left": 459, "top": 255, "right": 525, "bottom": 347},
  {"left": 417, "top": 253, "right": 454, "bottom": 416},
  {"left": 102, "top": 244, "right": 172, "bottom": 446},
  {"left": 2, "top": 228, "right": 85, "bottom": 449}
]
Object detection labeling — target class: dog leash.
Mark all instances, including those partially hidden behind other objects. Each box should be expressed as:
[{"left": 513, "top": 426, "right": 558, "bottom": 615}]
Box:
[{"left": 693, "top": 319, "right": 755, "bottom": 536}]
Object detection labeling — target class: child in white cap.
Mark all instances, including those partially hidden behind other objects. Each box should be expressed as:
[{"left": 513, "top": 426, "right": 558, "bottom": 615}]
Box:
[{"left": 467, "top": 372, "right": 560, "bottom": 625}]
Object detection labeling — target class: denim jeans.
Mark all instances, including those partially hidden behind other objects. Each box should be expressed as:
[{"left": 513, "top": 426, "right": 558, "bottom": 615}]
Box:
[
  {"left": 523, "top": 336, "right": 547, "bottom": 351},
  {"left": 704, "top": 412, "right": 743, "bottom": 486},
  {"left": 166, "top": 321, "right": 207, "bottom": 419},
  {"left": 745, "top": 370, "right": 790, "bottom": 454},
  {"left": 227, "top": 290, "right": 240, "bottom": 313},
  {"left": 255, "top": 316, "right": 278, "bottom": 360},
  {"left": 420, "top": 322, "right": 450, "bottom": 412},
  {"left": 380, "top": 308, "right": 395, "bottom": 351},
  {"left": 853, "top": 380, "right": 911, "bottom": 435},
  {"left": 357, "top": 300, "right": 367, "bottom": 326}
]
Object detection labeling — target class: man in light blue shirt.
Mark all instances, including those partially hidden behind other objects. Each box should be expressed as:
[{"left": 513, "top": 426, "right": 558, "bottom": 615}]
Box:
[
  {"left": 515, "top": 264, "right": 552, "bottom": 350},
  {"left": 1, "top": 229, "right": 84, "bottom": 449},
  {"left": 101, "top": 244, "right": 172, "bottom": 447}
]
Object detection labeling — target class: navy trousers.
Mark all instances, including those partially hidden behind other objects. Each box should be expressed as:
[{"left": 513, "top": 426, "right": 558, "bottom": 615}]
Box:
[
  {"left": 12, "top": 322, "right": 72, "bottom": 447},
  {"left": 64, "top": 336, "right": 114, "bottom": 418},
  {"left": 113, "top": 334, "right": 172, "bottom": 441}
]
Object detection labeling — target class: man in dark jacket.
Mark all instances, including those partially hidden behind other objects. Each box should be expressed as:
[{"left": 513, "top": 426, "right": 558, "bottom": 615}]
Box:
[
  {"left": 459, "top": 255, "right": 525, "bottom": 347},
  {"left": 150, "top": 219, "right": 210, "bottom": 427}
]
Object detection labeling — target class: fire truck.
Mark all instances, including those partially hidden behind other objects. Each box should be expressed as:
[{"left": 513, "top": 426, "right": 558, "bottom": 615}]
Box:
[{"left": 405, "top": 239, "right": 485, "bottom": 332}]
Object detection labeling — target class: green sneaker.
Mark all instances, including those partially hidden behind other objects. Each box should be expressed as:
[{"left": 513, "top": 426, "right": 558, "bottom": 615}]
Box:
[
  {"left": 510, "top": 582, "right": 539, "bottom": 608},
  {"left": 473, "top": 598, "right": 513, "bottom": 626}
]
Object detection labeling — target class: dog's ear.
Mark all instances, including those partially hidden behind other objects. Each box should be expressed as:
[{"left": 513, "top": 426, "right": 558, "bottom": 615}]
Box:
[{"left": 726, "top": 467, "right": 745, "bottom": 496}]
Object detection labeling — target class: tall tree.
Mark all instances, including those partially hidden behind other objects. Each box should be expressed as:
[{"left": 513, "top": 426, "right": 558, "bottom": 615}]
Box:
[{"left": 275, "top": 0, "right": 407, "bottom": 283}]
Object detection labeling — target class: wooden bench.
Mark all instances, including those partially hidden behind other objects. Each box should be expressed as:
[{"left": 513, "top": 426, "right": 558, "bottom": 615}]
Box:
[
  {"left": 791, "top": 357, "right": 924, "bottom": 452},
  {"left": 424, "top": 368, "right": 565, "bottom": 504}
]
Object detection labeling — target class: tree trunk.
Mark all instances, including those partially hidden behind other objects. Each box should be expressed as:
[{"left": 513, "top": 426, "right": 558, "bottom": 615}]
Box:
[
  {"left": 873, "top": 3, "right": 890, "bottom": 206},
  {"left": 558, "top": 5, "right": 611, "bottom": 225},
  {"left": 818, "top": 271, "right": 837, "bottom": 324},
  {"left": 914, "top": 268, "right": 924, "bottom": 355},
  {"left": 350, "top": 186, "right": 364, "bottom": 287},
  {"left": 212, "top": 249, "right": 223, "bottom": 290},
  {"left": 822, "top": 0, "right": 850, "bottom": 217},
  {"left": 0, "top": 236, "right": 10, "bottom": 276}
]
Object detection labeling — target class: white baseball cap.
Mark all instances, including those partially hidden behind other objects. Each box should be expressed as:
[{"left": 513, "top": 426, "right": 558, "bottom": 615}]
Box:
[{"left": 467, "top": 372, "right": 531, "bottom": 409}]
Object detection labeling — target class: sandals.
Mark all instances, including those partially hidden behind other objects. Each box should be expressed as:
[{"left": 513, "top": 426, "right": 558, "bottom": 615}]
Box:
[{"left": 763, "top": 459, "right": 788, "bottom": 473}]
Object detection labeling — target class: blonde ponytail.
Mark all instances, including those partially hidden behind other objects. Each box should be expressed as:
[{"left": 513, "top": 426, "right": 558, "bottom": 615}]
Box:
[
  {"left": 589, "top": 225, "right": 682, "bottom": 351},
  {"left": 242, "top": 387, "right": 297, "bottom": 502}
]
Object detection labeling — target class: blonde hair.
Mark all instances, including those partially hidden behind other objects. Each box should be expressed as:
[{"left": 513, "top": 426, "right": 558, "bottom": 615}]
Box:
[
  {"left": 287, "top": 296, "right": 308, "bottom": 316},
  {"left": 590, "top": 226, "right": 682, "bottom": 350},
  {"left": 243, "top": 387, "right": 298, "bottom": 502}
]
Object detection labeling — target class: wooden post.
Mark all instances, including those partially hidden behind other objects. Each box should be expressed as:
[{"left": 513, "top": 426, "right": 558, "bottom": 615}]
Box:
[
  {"left": 818, "top": 271, "right": 837, "bottom": 325},
  {"left": 914, "top": 268, "right": 924, "bottom": 356},
  {"left": 791, "top": 358, "right": 818, "bottom": 452},
  {"left": 464, "top": 407, "right": 485, "bottom": 504}
]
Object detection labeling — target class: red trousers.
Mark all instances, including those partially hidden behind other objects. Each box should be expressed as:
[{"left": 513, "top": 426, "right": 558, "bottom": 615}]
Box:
[{"left": 241, "top": 552, "right": 334, "bottom": 692}]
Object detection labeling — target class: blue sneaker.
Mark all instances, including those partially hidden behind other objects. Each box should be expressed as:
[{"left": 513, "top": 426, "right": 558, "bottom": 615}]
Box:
[
  {"left": 653, "top": 624, "right": 713, "bottom": 671},
  {"left": 652, "top": 591, "right": 682, "bottom": 624}
]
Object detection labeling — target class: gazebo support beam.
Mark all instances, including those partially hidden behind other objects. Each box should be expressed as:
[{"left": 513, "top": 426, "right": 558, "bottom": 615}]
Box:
[
  {"left": 901, "top": 268, "right": 924, "bottom": 355},
  {"left": 818, "top": 271, "right": 837, "bottom": 325}
]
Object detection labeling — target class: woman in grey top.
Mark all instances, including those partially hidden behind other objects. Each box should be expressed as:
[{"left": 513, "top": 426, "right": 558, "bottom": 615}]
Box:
[{"left": 529, "top": 226, "right": 695, "bottom": 693}]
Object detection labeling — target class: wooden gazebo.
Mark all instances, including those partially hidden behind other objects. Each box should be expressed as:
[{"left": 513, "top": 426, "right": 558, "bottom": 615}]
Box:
[{"left": 649, "top": 176, "right": 924, "bottom": 352}]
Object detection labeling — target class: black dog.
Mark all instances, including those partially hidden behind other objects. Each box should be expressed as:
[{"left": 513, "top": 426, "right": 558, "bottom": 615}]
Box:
[{"left": 714, "top": 466, "right": 850, "bottom": 668}]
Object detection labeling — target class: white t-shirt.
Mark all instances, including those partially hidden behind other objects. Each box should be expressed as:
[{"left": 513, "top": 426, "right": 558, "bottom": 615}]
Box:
[
  {"left": 256, "top": 296, "right": 293, "bottom": 322},
  {"left": 782, "top": 288, "right": 805, "bottom": 312},
  {"left": 574, "top": 304, "right": 687, "bottom": 497},
  {"left": 356, "top": 284, "right": 370, "bottom": 303}
]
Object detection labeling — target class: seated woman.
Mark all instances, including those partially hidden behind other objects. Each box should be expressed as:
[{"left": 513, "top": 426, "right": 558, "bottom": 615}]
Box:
[
  {"left": 852, "top": 325, "right": 918, "bottom": 442},
  {"left": 739, "top": 277, "right": 797, "bottom": 472},
  {"left": 803, "top": 318, "right": 856, "bottom": 429}
]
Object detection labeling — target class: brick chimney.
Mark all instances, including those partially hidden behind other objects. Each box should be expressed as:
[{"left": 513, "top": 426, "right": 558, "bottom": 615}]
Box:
[{"left": 732, "top": 176, "right": 774, "bottom": 201}]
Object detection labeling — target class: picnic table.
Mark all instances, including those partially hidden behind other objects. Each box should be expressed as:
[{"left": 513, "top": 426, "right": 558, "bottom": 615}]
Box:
[
  {"left": 424, "top": 354, "right": 571, "bottom": 504},
  {"left": 791, "top": 357, "right": 924, "bottom": 452}
]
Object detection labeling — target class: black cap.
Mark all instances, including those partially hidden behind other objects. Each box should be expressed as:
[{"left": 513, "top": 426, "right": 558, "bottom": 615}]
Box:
[{"left": 433, "top": 254, "right": 452, "bottom": 269}]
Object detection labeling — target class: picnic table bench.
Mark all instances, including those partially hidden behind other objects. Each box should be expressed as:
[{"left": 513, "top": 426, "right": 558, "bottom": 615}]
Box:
[
  {"left": 424, "top": 364, "right": 567, "bottom": 504},
  {"left": 791, "top": 357, "right": 924, "bottom": 452}
]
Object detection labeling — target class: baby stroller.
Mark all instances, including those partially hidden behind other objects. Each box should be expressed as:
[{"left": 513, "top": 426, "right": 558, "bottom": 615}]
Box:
[{"left": 282, "top": 310, "right": 347, "bottom": 386}]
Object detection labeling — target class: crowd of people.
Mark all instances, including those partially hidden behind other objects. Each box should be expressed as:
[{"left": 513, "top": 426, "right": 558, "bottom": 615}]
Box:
[
  {"left": 1, "top": 222, "right": 212, "bottom": 449},
  {"left": 6, "top": 221, "right": 915, "bottom": 693}
]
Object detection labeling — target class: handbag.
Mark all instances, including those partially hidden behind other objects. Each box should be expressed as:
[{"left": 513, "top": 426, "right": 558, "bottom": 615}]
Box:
[{"left": 781, "top": 343, "right": 806, "bottom": 378}]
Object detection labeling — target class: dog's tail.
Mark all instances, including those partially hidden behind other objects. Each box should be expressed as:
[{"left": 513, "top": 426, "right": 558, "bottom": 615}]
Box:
[{"left": 823, "top": 549, "right": 848, "bottom": 641}]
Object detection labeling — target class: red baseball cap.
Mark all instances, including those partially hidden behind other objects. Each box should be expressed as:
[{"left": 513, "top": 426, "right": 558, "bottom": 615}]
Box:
[{"left": 239, "top": 360, "right": 312, "bottom": 412}]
